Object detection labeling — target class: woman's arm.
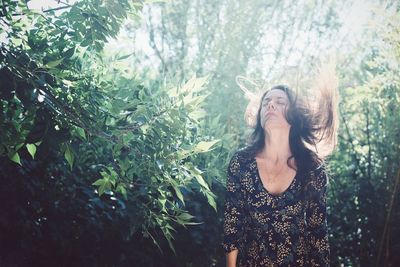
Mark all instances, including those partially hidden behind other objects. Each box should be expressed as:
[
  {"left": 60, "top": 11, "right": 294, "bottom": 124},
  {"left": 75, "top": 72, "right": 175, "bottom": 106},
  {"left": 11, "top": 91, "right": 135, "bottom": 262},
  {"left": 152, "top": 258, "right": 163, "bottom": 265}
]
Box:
[
  {"left": 306, "top": 166, "right": 330, "bottom": 267},
  {"left": 222, "top": 153, "right": 246, "bottom": 266},
  {"left": 226, "top": 249, "right": 238, "bottom": 267}
]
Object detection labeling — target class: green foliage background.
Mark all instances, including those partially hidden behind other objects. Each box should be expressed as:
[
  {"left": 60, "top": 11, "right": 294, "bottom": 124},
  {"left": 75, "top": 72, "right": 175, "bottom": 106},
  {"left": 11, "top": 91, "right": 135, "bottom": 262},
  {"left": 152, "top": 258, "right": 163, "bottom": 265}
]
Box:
[{"left": 0, "top": 0, "right": 399, "bottom": 266}]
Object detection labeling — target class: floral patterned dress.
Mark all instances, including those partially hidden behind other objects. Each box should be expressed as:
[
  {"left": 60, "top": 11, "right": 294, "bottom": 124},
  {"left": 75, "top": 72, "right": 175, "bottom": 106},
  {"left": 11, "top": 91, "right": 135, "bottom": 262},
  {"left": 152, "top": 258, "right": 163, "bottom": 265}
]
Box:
[{"left": 222, "top": 149, "right": 330, "bottom": 267}]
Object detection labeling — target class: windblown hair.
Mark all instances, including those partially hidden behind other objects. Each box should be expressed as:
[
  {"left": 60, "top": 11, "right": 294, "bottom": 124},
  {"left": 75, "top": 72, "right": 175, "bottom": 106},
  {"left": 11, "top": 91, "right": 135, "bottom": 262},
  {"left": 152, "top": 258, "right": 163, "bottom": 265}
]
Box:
[{"left": 244, "top": 66, "right": 339, "bottom": 194}]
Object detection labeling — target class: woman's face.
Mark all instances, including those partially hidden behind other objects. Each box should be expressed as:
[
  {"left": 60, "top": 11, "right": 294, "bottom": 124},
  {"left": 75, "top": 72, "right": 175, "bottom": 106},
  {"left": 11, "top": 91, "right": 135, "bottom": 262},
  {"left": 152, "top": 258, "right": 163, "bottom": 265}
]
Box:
[{"left": 260, "top": 89, "right": 291, "bottom": 130}]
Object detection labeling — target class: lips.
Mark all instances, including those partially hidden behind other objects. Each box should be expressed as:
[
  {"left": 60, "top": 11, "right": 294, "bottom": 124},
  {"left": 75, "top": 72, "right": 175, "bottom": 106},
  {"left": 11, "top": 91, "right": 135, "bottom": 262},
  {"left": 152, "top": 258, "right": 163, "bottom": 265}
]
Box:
[{"left": 266, "top": 111, "right": 277, "bottom": 117}]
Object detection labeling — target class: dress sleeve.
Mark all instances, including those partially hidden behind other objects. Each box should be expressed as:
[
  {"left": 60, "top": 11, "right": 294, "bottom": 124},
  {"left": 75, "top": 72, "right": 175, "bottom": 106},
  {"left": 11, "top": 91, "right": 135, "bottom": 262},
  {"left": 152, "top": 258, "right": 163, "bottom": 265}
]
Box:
[
  {"left": 305, "top": 166, "right": 330, "bottom": 266},
  {"left": 222, "top": 153, "right": 246, "bottom": 254}
]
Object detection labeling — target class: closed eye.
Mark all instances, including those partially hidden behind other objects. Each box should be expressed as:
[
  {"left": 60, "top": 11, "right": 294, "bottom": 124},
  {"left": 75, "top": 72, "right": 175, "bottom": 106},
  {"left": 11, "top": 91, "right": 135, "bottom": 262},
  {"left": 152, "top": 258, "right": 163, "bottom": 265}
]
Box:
[{"left": 263, "top": 101, "right": 286, "bottom": 105}]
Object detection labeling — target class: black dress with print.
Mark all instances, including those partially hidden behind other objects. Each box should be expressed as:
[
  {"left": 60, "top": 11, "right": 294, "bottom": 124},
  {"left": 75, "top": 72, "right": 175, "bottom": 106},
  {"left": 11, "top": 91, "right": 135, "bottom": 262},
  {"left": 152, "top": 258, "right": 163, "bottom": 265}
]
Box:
[{"left": 222, "top": 148, "right": 330, "bottom": 267}]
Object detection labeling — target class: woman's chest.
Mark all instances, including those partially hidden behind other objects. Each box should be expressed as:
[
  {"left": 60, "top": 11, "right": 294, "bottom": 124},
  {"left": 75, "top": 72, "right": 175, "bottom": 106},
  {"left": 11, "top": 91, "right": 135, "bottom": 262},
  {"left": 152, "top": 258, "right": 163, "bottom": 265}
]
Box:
[{"left": 238, "top": 162, "right": 304, "bottom": 219}]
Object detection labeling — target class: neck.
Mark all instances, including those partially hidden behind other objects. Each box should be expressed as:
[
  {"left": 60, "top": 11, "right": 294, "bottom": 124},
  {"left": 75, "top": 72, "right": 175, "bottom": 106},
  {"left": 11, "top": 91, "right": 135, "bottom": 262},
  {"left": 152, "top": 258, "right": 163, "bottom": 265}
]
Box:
[{"left": 260, "top": 127, "right": 292, "bottom": 164}]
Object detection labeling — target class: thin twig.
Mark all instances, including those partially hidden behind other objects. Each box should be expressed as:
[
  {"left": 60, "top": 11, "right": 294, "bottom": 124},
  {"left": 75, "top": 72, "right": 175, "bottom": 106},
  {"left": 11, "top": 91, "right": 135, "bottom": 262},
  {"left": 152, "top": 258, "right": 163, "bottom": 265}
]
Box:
[
  {"left": 42, "top": 5, "right": 72, "bottom": 13},
  {"left": 376, "top": 168, "right": 400, "bottom": 266},
  {"left": 339, "top": 106, "right": 366, "bottom": 178}
]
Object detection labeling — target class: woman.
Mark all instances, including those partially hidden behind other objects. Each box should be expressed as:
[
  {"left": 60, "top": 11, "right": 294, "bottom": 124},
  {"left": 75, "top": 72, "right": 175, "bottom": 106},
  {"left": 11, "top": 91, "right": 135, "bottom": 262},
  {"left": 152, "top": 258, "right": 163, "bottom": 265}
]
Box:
[{"left": 222, "top": 77, "right": 338, "bottom": 267}]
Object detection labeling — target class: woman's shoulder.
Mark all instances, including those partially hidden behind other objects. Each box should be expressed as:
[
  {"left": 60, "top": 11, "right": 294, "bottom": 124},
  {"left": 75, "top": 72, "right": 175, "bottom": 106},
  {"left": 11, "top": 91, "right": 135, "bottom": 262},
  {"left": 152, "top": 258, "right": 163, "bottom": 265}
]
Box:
[
  {"left": 227, "top": 147, "right": 253, "bottom": 167},
  {"left": 230, "top": 146, "right": 254, "bottom": 164},
  {"left": 227, "top": 147, "right": 253, "bottom": 176},
  {"left": 310, "top": 160, "right": 329, "bottom": 186}
]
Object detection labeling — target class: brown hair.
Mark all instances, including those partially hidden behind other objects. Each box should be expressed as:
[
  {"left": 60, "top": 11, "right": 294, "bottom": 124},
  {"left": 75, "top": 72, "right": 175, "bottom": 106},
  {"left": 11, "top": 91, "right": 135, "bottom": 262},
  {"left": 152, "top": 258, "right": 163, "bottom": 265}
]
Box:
[{"left": 245, "top": 65, "right": 339, "bottom": 195}]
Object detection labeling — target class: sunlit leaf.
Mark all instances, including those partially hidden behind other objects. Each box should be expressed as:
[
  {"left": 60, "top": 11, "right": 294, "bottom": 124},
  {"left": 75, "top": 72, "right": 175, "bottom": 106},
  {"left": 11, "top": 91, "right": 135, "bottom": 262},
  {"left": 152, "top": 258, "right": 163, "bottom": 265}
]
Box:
[
  {"left": 64, "top": 145, "right": 74, "bottom": 169},
  {"left": 177, "top": 212, "right": 194, "bottom": 221},
  {"left": 117, "top": 53, "right": 133, "bottom": 60},
  {"left": 194, "top": 140, "right": 220, "bottom": 153},
  {"left": 26, "top": 144, "right": 37, "bottom": 159},
  {"left": 194, "top": 174, "right": 210, "bottom": 190},
  {"left": 116, "top": 184, "right": 127, "bottom": 199},
  {"left": 205, "top": 191, "right": 217, "bottom": 212},
  {"left": 46, "top": 58, "right": 64, "bottom": 68},
  {"left": 171, "top": 180, "right": 184, "bottom": 204},
  {"left": 92, "top": 179, "right": 105, "bottom": 186},
  {"left": 9, "top": 152, "right": 21, "bottom": 165},
  {"left": 75, "top": 127, "right": 86, "bottom": 140}
]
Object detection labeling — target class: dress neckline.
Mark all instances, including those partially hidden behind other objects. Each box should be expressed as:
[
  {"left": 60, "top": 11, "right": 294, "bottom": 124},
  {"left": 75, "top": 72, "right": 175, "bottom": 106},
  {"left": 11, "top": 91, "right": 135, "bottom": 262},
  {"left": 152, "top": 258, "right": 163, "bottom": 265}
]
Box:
[{"left": 252, "top": 157, "right": 298, "bottom": 197}]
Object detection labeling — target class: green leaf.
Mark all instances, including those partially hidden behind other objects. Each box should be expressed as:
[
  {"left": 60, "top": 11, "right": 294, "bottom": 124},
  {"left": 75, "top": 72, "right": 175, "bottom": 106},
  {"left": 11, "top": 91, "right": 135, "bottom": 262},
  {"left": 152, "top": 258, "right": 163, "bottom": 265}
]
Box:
[
  {"left": 64, "top": 145, "right": 74, "bottom": 169},
  {"left": 111, "top": 98, "right": 126, "bottom": 114},
  {"left": 75, "top": 127, "right": 86, "bottom": 140},
  {"left": 116, "top": 184, "right": 127, "bottom": 199},
  {"left": 92, "top": 179, "right": 105, "bottom": 186},
  {"left": 92, "top": 177, "right": 113, "bottom": 196},
  {"left": 194, "top": 174, "right": 210, "bottom": 190},
  {"left": 194, "top": 140, "right": 220, "bottom": 153},
  {"left": 171, "top": 180, "right": 184, "bottom": 204},
  {"left": 34, "top": 141, "right": 42, "bottom": 146},
  {"left": 46, "top": 58, "right": 64, "bottom": 68},
  {"left": 16, "top": 143, "right": 24, "bottom": 151},
  {"left": 80, "top": 35, "right": 92, "bottom": 47},
  {"left": 177, "top": 212, "right": 194, "bottom": 221},
  {"left": 145, "top": 230, "right": 162, "bottom": 253},
  {"left": 10, "top": 152, "right": 21, "bottom": 165},
  {"left": 117, "top": 53, "right": 133, "bottom": 60},
  {"left": 181, "top": 75, "right": 209, "bottom": 94},
  {"left": 118, "top": 158, "right": 130, "bottom": 174},
  {"left": 188, "top": 108, "right": 206, "bottom": 122},
  {"left": 26, "top": 144, "right": 37, "bottom": 159},
  {"left": 159, "top": 198, "right": 167, "bottom": 212},
  {"left": 98, "top": 183, "right": 106, "bottom": 196},
  {"left": 161, "top": 226, "right": 176, "bottom": 255},
  {"left": 64, "top": 47, "right": 75, "bottom": 58},
  {"left": 183, "top": 93, "right": 209, "bottom": 107},
  {"left": 206, "top": 191, "right": 217, "bottom": 212}
]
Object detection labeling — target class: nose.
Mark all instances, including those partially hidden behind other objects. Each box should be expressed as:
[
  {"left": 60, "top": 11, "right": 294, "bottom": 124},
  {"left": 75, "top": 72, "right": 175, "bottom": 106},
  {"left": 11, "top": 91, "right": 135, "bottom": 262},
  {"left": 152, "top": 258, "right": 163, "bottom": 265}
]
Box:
[{"left": 267, "top": 101, "right": 276, "bottom": 110}]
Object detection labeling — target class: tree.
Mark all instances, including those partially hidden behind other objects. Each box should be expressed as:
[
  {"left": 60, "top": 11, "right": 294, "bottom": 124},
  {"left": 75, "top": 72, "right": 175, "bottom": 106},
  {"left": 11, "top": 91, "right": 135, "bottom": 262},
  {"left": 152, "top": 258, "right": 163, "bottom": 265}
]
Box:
[
  {"left": 0, "top": 0, "right": 219, "bottom": 265},
  {"left": 328, "top": 5, "right": 400, "bottom": 266}
]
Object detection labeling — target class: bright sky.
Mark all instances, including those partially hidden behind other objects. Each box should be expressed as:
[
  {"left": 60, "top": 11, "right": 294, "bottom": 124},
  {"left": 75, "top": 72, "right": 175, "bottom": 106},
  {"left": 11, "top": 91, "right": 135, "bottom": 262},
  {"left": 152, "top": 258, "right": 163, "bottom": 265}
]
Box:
[
  {"left": 338, "top": 0, "right": 374, "bottom": 42},
  {"left": 2, "top": 0, "right": 381, "bottom": 71},
  {"left": 27, "top": 0, "right": 77, "bottom": 11}
]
